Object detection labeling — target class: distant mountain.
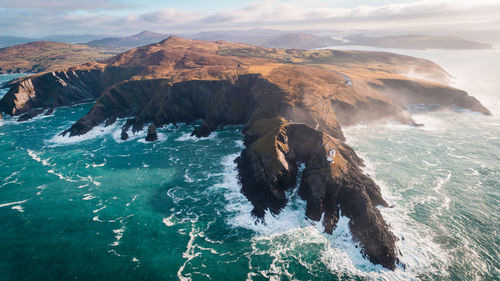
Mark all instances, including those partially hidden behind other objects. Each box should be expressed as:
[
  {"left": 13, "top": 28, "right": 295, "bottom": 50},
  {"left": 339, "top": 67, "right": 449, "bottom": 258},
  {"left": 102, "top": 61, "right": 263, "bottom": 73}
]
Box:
[
  {"left": 0, "top": 35, "right": 108, "bottom": 48},
  {"left": 42, "top": 34, "right": 107, "bottom": 44},
  {"left": 0, "top": 36, "right": 34, "bottom": 48},
  {"left": 259, "top": 33, "right": 342, "bottom": 49},
  {"left": 344, "top": 34, "right": 493, "bottom": 50},
  {"left": 191, "top": 29, "right": 345, "bottom": 49},
  {"left": 0, "top": 41, "right": 118, "bottom": 74},
  {"left": 190, "top": 28, "right": 287, "bottom": 45},
  {"left": 86, "top": 31, "right": 171, "bottom": 49}
]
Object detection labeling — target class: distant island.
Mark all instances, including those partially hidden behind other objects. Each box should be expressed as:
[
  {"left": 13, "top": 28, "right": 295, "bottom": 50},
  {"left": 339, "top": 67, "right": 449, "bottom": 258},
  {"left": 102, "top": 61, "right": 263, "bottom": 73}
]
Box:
[
  {"left": 0, "top": 37, "right": 490, "bottom": 270},
  {"left": 343, "top": 34, "right": 493, "bottom": 50}
]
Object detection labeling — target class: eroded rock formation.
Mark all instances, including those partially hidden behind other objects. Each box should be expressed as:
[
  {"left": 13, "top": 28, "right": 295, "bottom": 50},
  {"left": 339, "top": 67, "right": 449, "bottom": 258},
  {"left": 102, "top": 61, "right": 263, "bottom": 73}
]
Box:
[{"left": 0, "top": 37, "right": 491, "bottom": 269}]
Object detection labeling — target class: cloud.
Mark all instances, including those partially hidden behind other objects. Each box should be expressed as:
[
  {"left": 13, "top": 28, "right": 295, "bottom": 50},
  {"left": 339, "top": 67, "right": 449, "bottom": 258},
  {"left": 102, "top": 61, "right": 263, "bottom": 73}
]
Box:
[
  {"left": 1, "top": 0, "right": 500, "bottom": 40},
  {"left": 0, "top": 0, "right": 132, "bottom": 11},
  {"left": 138, "top": 8, "right": 200, "bottom": 23}
]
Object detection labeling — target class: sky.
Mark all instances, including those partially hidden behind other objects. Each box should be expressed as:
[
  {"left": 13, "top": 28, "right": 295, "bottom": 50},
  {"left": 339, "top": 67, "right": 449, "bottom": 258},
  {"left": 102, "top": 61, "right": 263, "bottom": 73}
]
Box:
[{"left": 1, "top": 0, "right": 500, "bottom": 42}]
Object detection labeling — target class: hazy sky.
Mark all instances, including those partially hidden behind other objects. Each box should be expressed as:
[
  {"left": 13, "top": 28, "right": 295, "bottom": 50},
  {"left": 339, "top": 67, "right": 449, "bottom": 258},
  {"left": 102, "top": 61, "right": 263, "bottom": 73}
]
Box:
[{"left": 1, "top": 0, "right": 500, "bottom": 40}]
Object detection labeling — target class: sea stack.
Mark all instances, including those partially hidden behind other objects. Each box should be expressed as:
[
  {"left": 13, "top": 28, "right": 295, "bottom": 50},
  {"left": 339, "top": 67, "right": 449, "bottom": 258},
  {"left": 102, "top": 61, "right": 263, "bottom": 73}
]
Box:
[{"left": 145, "top": 124, "right": 158, "bottom": 142}]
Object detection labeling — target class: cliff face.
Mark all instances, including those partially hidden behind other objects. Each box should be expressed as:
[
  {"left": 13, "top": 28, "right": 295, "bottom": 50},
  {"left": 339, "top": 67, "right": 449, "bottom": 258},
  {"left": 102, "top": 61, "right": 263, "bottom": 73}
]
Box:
[
  {"left": 0, "top": 36, "right": 491, "bottom": 270},
  {"left": 0, "top": 66, "right": 141, "bottom": 116}
]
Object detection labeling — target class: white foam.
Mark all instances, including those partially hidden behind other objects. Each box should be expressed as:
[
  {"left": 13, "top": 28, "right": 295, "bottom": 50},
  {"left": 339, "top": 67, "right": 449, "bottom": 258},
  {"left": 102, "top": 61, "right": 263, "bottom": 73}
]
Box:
[
  {"left": 0, "top": 199, "right": 28, "bottom": 208},
  {"left": 234, "top": 140, "right": 245, "bottom": 148},
  {"left": 77, "top": 175, "right": 101, "bottom": 186},
  {"left": 48, "top": 169, "right": 77, "bottom": 182},
  {"left": 412, "top": 114, "right": 448, "bottom": 131},
  {"left": 110, "top": 225, "right": 126, "bottom": 247},
  {"left": 11, "top": 205, "right": 24, "bottom": 212},
  {"left": 215, "top": 149, "right": 450, "bottom": 279},
  {"left": 175, "top": 131, "right": 218, "bottom": 142},
  {"left": 0, "top": 171, "right": 20, "bottom": 188},
  {"left": 177, "top": 219, "right": 203, "bottom": 281},
  {"left": 0, "top": 178, "right": 18, "bottom": 189},
  {"left": 183, "top": 169, "right": 200, "bottom": 183},
  {"left": 162, "top": 214, "right": 176, "bottom": 227},
  {"left": 93, "top": 205, "right": 107, "bottom": 213},
  {"left": 27, "top": 149, "right": 52, "bottom": 166},
  {"left": 213, "top": 153, "right": 307, "bottom": 235},
  {"left": 93, "top": 215, "right": 104, "bottom": 222},
  {"left": 344, "top": 150, "right": 450, "bottom": 279},
  {"left": 82, "top": 193, "right": 95, "bottom": 201},
  {"left": 48, "top": 123, "right": 118, "bottom": 146},
  {"left": 433, "top": 171, "right": 451, "bottom": 193},
  {"left": 91, "top": 161, "right": 106, "bottom": 167}
]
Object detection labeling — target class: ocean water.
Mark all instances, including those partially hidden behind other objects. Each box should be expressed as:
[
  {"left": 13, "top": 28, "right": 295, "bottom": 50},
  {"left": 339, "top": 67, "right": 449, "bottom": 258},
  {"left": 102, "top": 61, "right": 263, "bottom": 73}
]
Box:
[{"left": 0, "top": 48, "right": 499, "bottom": 281}]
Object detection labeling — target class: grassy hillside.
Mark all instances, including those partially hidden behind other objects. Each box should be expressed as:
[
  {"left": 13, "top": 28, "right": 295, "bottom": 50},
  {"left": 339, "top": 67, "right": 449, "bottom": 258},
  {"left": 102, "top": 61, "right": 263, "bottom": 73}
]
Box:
[{"left": 0, "top": 41, "right": 119, "bottom": 74}]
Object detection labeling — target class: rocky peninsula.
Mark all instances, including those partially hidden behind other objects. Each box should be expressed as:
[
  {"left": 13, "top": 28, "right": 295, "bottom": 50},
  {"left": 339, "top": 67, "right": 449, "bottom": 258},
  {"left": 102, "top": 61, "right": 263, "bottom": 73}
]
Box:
[{"left": 0, "top": 37, "right": 490, "bottom": 270}]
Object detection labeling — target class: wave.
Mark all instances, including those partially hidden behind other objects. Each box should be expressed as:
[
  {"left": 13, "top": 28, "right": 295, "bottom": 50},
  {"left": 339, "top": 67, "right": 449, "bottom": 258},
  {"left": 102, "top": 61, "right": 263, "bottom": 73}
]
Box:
[
  {"left": 212, "top": 147, "right": 451, "bottom": 280},
  {"left": 0, "top": 199, "right": 28, "bottom": 208},
  {"left": 162, "top": 214, "right": 176, "bottom": 227},
  {"left": 350, "top": 151, "right": 450, "bottom": 278},
  {"left": 47, "top": 123, "right": 119, "bottom": 146},
  {"left": 175, "top": 132, "right": 218, "bottom": 142},
  {"left": 27, "top": 149, "right": 52, "bottom": 166},
  {"left": 1, "top": 171, "right": 20, "bottom": 189},
  {"left": 110, "top": 225, "right": 126, "bottom": 247},
  {"left": 48, "top": 169, "right": 77, "bottom": 182}
]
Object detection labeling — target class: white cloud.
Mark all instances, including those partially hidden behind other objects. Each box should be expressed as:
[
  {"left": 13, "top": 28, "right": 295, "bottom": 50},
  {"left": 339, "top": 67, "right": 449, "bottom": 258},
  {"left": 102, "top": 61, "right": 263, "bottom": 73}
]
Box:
[
  {"left": 0, "top": 0, "right": 133, "bottom": 10},
  {"left": 1, "top": 0, "right": 500, "bottom": 39}
]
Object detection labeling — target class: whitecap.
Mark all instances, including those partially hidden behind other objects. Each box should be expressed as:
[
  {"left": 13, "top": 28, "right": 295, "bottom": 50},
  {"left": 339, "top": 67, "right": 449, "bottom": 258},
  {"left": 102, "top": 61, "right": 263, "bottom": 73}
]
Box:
[
  {"left": 0, "top": 178, "right": 18, "bottom": 189},
  {"left": 27, "top": 149, "right": 52, "bottom": 166},
  {"left": 82, "top": 194, "right": 96, "bottom": 201},
  {"left": 175, "top": 131, "right": 218, "bottom": 142},
  {"left": 93, "top": 205, "right": 107, "bottom": 213},
  {"left": 48, "top": 169, "right": 77, "bottom": 182},
  {"left": 110, "top": 225, "right": 126, "bottom": 247},
  {"left": 91, "top": 161, "right": 106, "bottom": 167},
  {"left": 0, "top": 199, "right": 28, "bottom": 208},
  {"left": 162, "top": 214, "right": 176, "bottom": 227},
  {"left": 11, "top": 205, "right": 24, "bottom": 212},
  {"left": 47, "top": 123, "right": 118, "bottom": 146},
  {"left": 234, "top": 140, "right": 245, "bottom": 148}
]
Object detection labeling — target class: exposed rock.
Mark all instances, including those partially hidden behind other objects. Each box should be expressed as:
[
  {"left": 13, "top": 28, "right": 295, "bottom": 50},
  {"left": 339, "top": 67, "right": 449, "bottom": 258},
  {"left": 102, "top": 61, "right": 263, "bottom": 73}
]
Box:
[
  {"left": 0, "top": 36, "right": 491, "bottom": 270},
  {"left": 17, "top": 108, "right": 45, "bottom": 122},
  {"left": 45, "top": 107, "right": 55, "bottom": 116},
  {"left": 121, "top": 130, "right": 129, "bottom": 141},
  {"left": 191, "top": 120, "right": 215, "bottom": 138},
  {"left": 236, "top": 119, "right": 397, "bottom": 269},
  {"left": 145, "top": 124, "right": 158, "bottom": 142}
]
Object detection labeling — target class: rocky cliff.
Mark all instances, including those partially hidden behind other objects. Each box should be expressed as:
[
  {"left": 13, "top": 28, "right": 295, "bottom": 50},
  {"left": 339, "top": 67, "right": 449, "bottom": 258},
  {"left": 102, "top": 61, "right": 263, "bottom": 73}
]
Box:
[{"left": 0, "top": 37, "right": 490, "bottom": 269}]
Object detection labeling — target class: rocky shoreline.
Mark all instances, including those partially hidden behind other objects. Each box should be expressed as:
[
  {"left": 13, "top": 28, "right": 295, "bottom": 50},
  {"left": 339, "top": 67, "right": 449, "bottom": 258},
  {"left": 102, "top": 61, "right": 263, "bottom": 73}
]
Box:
[{"left": 0, "top": 37, "right": 490, "bottom": 270}]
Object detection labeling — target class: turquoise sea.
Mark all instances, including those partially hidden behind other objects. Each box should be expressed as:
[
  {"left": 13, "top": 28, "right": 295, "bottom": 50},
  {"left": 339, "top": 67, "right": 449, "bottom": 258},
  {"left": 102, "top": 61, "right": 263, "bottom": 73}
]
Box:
[{"left": 0, "top": 48, "right": 498, "bottom": 280}]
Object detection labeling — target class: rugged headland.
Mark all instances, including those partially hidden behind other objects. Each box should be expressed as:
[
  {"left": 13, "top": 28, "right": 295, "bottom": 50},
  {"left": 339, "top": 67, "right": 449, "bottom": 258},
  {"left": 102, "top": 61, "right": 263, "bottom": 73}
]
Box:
[{"left": 0, "top": 37, "right": 490, "bottom": 270}]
